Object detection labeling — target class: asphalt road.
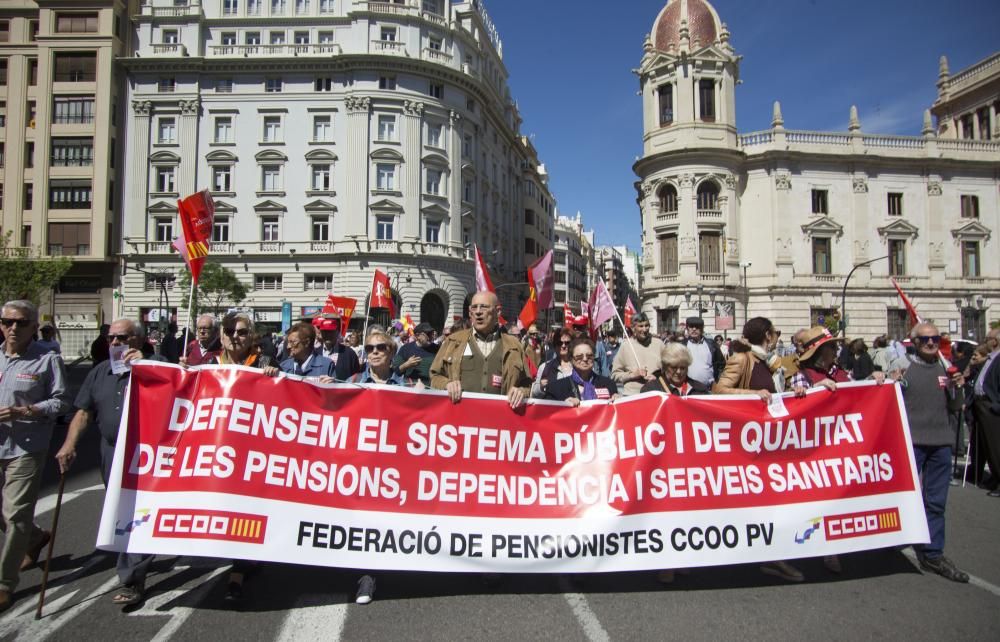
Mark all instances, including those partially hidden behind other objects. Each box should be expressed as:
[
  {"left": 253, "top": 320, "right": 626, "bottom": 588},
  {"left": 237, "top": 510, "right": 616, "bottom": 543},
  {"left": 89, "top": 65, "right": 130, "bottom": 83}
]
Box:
[{"left": 3, "top": 364, "right": 999, "bottom": 641}]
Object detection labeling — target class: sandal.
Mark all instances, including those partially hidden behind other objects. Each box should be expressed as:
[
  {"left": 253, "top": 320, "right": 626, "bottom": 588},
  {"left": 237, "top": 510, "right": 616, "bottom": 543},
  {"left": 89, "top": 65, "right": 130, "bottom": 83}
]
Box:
[{"left": 111, "top": 584, "right": 144, "bottom": 606}]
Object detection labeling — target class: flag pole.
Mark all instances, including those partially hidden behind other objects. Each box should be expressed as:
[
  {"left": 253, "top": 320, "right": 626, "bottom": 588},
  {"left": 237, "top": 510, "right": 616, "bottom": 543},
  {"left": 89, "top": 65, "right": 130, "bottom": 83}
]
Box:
[
  {"left": 593, "top": 278, "right": 641, "bottom": 366},
  {"left": 361, "top": 271, "right": 376, "bottom": 340},
  {"left": 182, "top": 279, "right": 196, "bottom": 360}
]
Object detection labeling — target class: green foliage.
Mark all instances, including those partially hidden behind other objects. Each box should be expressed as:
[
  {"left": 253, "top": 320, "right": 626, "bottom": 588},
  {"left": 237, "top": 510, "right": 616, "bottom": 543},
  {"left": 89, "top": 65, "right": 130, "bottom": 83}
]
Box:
[
  {"left": 177, "top": 262, "right": 247, "bottom": 316},
  {"left": 0, "top": 231, "right": 73, "bottom": 306},
  {"left": 992, "top": 320, "right": 1000, "bottom": 331}
]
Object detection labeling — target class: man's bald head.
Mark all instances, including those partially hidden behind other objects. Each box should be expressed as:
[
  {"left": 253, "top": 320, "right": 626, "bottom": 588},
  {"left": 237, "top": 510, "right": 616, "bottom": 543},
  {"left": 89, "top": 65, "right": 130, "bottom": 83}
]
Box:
[{"left": 469, "top": 291, "right": 500, "bottom": 334}]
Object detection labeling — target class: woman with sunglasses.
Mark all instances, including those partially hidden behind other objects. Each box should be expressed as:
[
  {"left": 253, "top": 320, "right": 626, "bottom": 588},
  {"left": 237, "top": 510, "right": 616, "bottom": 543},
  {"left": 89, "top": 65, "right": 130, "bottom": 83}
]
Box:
[
  {"left": 531, "top": 329, "right": 576, "bottom": 398},
  {"left": 544, "top": 338, "right": 618, "bottom": 406},
  {"left": 204, "top": 312, "right": 277, "bottom": 600}
]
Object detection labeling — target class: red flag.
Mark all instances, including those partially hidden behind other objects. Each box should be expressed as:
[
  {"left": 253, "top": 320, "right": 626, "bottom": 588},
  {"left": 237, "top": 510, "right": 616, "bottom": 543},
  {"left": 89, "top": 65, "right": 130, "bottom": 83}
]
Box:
[
  {"left": 323, "top": 295, "right": 357, "bottom": 328},
  {"left": 518, "top": 272, "right": 538, "bottom": 329},
  {"left": 563, "top": 302, "right": 573, "bottom": 328},
  {"left": 588, "top": 279, "right": 616, "bottom": 339},
  {"left": 890, "top": 277, "right": 923, "bottom": 326},
  {"left": 371, "top": 270, "right": 396, "bottom": 317},
  {"left": 528, "top": 250, "right": 555, "bottom": 310},
  {"left": 172, "top": 190, "right": 215, "bottom": 284},
  {"left": 624, "top": 297, "right": 637, "bottom": 328},
  {"left": 474, "top": 244, "right": 495, "bottom": 293}
]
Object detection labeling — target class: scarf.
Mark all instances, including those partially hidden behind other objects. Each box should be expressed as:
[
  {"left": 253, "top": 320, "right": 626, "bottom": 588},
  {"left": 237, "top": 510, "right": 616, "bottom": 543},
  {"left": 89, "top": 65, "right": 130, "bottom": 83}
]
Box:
[
  {"left": 571, "top": 369, "right": 598, "bottom": 401},
  {"left": 218, "top": 351, "right": 259, "bottom": 367},
  {"left": 750, "top": 344, "right": 781, "bottom": 373}
]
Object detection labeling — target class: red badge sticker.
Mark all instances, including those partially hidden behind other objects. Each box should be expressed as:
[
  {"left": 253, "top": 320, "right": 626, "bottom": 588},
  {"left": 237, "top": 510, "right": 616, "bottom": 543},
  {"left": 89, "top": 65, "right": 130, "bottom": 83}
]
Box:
[
  {"left": 491, "top": 374, "right": 503, "bottom": 388},
  {"left": 596, "top": 388, "right": 610, "bottom": 399}
]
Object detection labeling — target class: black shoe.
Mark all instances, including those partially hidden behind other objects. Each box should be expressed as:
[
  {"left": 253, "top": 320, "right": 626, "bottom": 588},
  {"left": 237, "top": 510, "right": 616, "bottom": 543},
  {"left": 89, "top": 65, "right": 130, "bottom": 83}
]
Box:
[
  {"left": 225, "top": 581, "right": 244, "bottom": 601},
  {"left": 987, "top": 489, "right": 1000, "bottom": 497},
  {"left": 919, "top": 555, "right": 969, "bottom": 583}
]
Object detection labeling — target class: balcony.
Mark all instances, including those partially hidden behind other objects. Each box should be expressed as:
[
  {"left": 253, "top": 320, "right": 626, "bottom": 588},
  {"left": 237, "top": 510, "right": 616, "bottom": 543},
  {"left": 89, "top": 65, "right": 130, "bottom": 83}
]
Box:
[
  {"left": 421, "top": 11, "right": 447, "bottom": 26},
  {"left": 139, "top": 3, "right": 203, "bottom": 19},
  {"left": 127, "top": 239, "right": 470, "bottom": 258},
  {"left": 423, "top": 48, "right": 453, "bottom": 64},
  {"left": 260, "top": 241, "right": 283, "bottom": 253},
  {"left": 372, "top": 40, "right": 406, "bottom": 56},
  {"left": 696, "top": 209, "right": 723, "bottom": 221},
  {"left": 209, "top": 43, "right": 342, "bottom": 57},
  {"left": 368, "top": 1, "right": 411, "bottom": 17},
  {"left": 152, "top": 43, "right": 187, "bottom": 56}
]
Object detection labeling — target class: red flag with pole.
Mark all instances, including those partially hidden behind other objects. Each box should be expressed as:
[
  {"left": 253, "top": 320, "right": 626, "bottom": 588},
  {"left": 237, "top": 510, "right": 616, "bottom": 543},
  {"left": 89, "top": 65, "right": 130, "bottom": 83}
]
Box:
[
  {"left": 890, "top": 277, "right": 923, "bottom": 326},
  {"left": 587, "top": 279, "right": 616, "bottom": 340},
  {"left": 171, "top": 190, "right": 215, "bottom": 285},
  {"left": 323, "top": 295, "right": 357, "bottom": 328},
  {"left": 624, "top": 297, "right": 637, "bottom": 328},
  {"left": 473, "top": 244, "right": 495, "bottom": 293},
  {"left": 371, "top": 270, "right": 397, "bottom": 317},
  {"left": 518, "top": 272, "right": 538, "bottom": 329}
]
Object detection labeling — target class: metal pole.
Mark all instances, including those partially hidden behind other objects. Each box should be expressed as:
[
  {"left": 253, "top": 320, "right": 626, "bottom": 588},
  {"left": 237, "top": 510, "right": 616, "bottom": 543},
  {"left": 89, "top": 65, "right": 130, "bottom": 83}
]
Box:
[{"left": 839, "top": 255, "right": 889, "bottom": 337}]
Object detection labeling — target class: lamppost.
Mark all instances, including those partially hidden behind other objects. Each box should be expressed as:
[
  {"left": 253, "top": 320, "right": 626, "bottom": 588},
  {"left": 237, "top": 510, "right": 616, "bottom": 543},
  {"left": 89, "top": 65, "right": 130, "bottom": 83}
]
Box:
[
  {"left": 839, "top": 255, "right": 888, "bottom": 337},
  {"left": 684, "top": 284, "right": 715, "bottom": 316},
  {"left": 954, "top": 294, "right": 986, "bottom": 341},
  {"left": 739, "top": 260, "right": 752, "bottom": 327}
]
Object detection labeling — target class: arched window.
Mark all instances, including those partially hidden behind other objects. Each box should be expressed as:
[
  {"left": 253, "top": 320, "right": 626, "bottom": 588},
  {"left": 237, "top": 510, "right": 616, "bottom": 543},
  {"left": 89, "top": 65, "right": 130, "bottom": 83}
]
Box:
[
  {"left": 696, "top": 181, "right": 719, "bottom": 211},
  {"left": 658, "top": 184, "right": 678, "bottom": 213}
]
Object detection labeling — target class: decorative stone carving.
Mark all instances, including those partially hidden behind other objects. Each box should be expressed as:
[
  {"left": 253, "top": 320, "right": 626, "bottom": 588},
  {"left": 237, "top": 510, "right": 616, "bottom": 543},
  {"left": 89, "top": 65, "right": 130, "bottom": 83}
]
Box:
[
  {"left": 449, "top": 110, "right": 461, "bottom": 124},
  {"left": 344, "top": 96, "right": 371, "bottom": 113},
  {"left": 679, "top": 235, "right": 696, "bottom": 259},
  {"left": 724, "top": 174, "right": 737, "bottom": 189},
  {"left": 774, "top": 173, "right": 791, "bottom": 190},
  {"left": 179, "top": 100, "right": 200, "bottom": 116},
  {"left": 853, "top": 240, "right": 870, "bottom": 260},
  {"left": 131, "top": 100, "right": 153, "bottom": 116},
  {"left": 679, "top": 174, "right": 694, "bottom": 188},
  {"left": 852, "top": 177, "right": 868, "bottom": 193},
  {"left": 726, "top": 238, "right": 739, "bottom": 258},
  {"left": 927, "top": 181, "right": 942, "bottom": 196},
  {"left": 403, "top": 100, "right": 425, "bottom": 116},
  {"left": 641, "top": 182, "right": 655, "bottom": 197},
  {"left": 930, "top": 242, "right": 944, "bottom": 264},
  {"left": 776, "top": 237, "right": 792, "bottom": 259}
]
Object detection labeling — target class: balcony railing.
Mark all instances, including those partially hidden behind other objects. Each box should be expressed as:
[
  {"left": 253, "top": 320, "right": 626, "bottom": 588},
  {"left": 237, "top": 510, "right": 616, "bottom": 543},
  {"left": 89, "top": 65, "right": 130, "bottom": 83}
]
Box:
[
  {"left": 424, "top": 47, "right": 453, "bottom": 64},
  {"left": 128, "top": 239, "right": 469, "bottom": 258},
  {"left": 421, "top": 11, "right": 446, "bottom": 26},
  {"left": 152, "top": 43, "right": 187, "bottom": 56},
  {"left": 372, "top": 40, "right": 406, "bottom": 55},
  {"left": 209, "top": 43, "right": 342, "bottom": 57},
  {"left": 368, "top": 1, "right": 409, "bottom": 16},
  {"left": 696, "top": 209, "right": 723, "bottom": 220}
]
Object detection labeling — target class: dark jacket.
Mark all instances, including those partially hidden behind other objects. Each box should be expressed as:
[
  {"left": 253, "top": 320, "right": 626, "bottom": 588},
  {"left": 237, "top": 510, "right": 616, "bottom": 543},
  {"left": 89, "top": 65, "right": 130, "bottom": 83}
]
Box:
[
  {"left": 681, "top": 337, "right": 726, "bottom": 382},
  {"left": 280, "top": 354, "right": 335, "bottom": 378},
  {"left": 544, "top": 372, "right": 618, "bottom": 402},
  {"left": 979, "top": 352, "right": 1000, "bottom": 414},
  {"left": 641, "top": 377, "right": 712, "bottom": 396}
]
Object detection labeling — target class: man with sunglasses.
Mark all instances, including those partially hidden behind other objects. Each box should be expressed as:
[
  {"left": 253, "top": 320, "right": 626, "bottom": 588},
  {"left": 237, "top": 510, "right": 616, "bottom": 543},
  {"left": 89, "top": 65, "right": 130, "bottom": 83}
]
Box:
[
  {"left": 54, "top": 317, "right": 164, "bottom": 606},
  {"left": 889, "top": 322, "right": 969, "bottom": 583},
  {"left": 182, "top": 314, "right": 221, "bottom": 366},
  {"left": 0, "top": 300, "right": 70, "bottom": 611}
]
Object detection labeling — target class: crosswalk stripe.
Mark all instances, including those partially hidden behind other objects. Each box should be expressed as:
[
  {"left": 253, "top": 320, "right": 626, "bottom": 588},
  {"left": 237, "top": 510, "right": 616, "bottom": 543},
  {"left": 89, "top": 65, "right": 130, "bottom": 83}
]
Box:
[{"left": 275, "top": 593, "right": 349, "bottom": 642}]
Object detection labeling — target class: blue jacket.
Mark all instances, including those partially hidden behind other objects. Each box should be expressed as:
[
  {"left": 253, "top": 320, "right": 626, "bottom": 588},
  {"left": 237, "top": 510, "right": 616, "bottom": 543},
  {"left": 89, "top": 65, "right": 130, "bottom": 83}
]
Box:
[{"left": 280, "top": 354, "right": 335, "bottom": 378}]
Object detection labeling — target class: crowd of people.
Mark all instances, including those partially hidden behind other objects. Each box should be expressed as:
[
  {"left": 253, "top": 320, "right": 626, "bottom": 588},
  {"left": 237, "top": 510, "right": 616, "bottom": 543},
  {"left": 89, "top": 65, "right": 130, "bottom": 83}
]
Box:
[{"left": 1, "top": 293, "right": 998, "bottom": 612}]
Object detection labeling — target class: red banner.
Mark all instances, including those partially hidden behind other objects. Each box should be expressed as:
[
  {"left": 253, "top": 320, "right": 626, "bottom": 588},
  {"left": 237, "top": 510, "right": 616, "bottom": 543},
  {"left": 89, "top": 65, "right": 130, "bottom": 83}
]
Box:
[
  {"left": 98, "top": 364, "right": 928, "bottom": 573},
  {"left": 172, "top": 190, "right": 215, "bottom": 284},
  {"left": 322, "top": 295, "right": 357, "bottom": 328}
]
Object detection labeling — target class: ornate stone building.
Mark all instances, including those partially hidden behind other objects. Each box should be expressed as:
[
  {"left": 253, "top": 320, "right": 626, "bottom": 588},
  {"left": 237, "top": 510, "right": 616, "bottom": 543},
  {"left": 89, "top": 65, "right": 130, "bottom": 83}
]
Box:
[
  {"left": 635, "top": 0, "right": 999, "bottom": 341},
  {"left": 119, "top": 0, "right": 554, "bottom": 332}
]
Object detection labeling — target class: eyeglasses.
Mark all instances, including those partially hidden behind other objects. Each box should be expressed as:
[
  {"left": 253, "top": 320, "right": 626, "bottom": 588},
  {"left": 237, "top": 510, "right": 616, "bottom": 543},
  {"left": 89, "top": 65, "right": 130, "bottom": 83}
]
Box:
[
  {"left": 469, "top": 304, "right": 494, "bottom": 312},
  {"left": 108, "top": 334, "right": 133, "bottom": 343},
  {"left": 914, "top": 335, "right": 941, "bottom": 345},
  {"left": 559, "top": 340, "right": 572, "bottom": 346},
  {"left": 0, "top": 318, "right": 33, "bottom": 328},
  {"left": 665, "top": 364, "right": 688, "bottom": 372},
  {"left": 223, "top": 328, "right": 250, "bottom": 338},
  {"left": 572, "top": 354, "right": 595, "bottom": 363},
  {"left": 196, "top": 326, "right": 214, "bottom": 333},
  {"left": 285, "top": 341, "right": 303, "bottom": 349},
  {"left": 364, "top": 343, "right": 390, "bottom": 354}
]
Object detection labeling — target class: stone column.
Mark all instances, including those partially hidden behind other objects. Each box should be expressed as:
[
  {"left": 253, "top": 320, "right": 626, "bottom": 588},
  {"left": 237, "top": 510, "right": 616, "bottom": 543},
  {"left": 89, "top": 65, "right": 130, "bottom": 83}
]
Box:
[
  {"left": 677, "top": 173, "right": 698, "bottom": 282},
  {"left": 343, "top": 96, "right": 371, "bottom": 238},
  {"left": 127, "top": 100, "right": 153, "bottom": 241},
  {"left": 448, "top": 110, "right": 462, "bottom": 250},
  {"left": 851, "top": 175, "right": 871, "bottom": 286},
  {"left": 926, "top": 178, "right": 946, "bottom": 287},
  {"left": 401, "top": 100, "right": 424, "bottom": 241},
  {"left": 178, "top": 99, "right": 200, "bottom": 194},
  {"left": 773, "top": 171, "right": 794, "bottom": 284}
]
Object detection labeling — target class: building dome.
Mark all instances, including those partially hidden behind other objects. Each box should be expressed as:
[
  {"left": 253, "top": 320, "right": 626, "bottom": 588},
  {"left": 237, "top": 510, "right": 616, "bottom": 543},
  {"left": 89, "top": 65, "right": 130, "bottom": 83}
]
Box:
[{"left": 652, "top": 0, "right": 724, "bottom": 52}]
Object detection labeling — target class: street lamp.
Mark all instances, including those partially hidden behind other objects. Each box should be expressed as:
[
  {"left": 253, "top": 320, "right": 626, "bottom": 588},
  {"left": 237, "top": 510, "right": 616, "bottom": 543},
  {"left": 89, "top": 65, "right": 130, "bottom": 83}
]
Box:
[
  {"left": 739, "top": 260, "right": 752, "bottom": 327},
  {"left": 839, "top": 255, "right": 888, "bottom": 337},
  {"left": 684, "top": 284, "right": 715, "bottom": 316}
]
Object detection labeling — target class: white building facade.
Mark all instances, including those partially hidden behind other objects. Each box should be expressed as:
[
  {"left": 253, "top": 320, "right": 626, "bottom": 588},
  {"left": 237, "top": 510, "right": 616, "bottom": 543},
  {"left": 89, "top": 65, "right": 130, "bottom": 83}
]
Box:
[
  {"left": 635, "top": 0, "right": 1000, "bottom": 341},
  {"left": 120, "top": 0, "right": 545, "bottom": 331}
]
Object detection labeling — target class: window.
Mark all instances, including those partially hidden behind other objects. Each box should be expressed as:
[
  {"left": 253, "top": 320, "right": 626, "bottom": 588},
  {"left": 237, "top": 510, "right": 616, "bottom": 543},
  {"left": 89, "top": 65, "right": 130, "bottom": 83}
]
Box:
[
  {"left": 261, "top": 217, "right": 280, "bottom": 241},
  {"left": 213, "top": 166, "right": 232, "bottom": 192},
  {"left": 319, "top": 0, "right": 335, "bottom": 13},
  {"left": 263, "top": 115, "right": 282, "bottom": 142},
  {"left": 28, "top": 59, "right": 37, "bottom": 86},
  {"left": 20, "top": 224, "right": 29, "bottom": 246},
  {"left": 294, "top": 31, "right": 309, "bottom": 44},
  {"left": 265, "top": 78, "right": 282, "bottom": 93},
  {"left": 885, "top": 309, "right": 909, "bottom": 341},
  {"left": 425, "top": 169, "right": 442, "bottom": 194},
  {"left": 314, "top": 77, "right": 333, "bottom": 91},
  {"left": 56, "top": 13, "right": 98, "bottom": 33},
  {"left": 49, "top": 181, "right": 93, "bottom": 209},
  {"left": 311, "top": 217, "right": 330, "bottom": 241},
  {"left": 426, "top": 220, "right": 441, "bottom": 243},
  {"left": 422, "top": 0, "right": 443, "bottom": 14},
  {"left": 216, "top": 78, "right": 234, "bottom": 93},
  {"left": 24, "top": 184, "right": 33, "bottom": 210},
  {"left": 960, "top": 114, "right": 974, "bottom": 140},
  {"left": 246, "top": 31, "right": 261, "bottom": 45},
  {"left": 51, "top": 138, "right": 94, "bottom": 166},
  {"left": 0, "top": 61, "right": 5, "bottom": 86},
  {"left": 248, "top": 0, "right": 262, "bottom": 15},
  {"left": 888, "top": 239, "right": 906, "bottom": 276},
  {"left": 261, "top": 165, "right": 281, "bottom": 191},
  {"left": 377, "top": 115, "right": 396, "bottom": 141},
  {"left": 960, "top": 194, "right": 979, "bottom": 219},
  {"left": 223, "top": 0, "right": 239, "bottom": 15},
  {"left": 427, "top": 123, "right": 443, "bottom": 147},
  {"left": 962, "top": 241, "right": 980, "bottom": 277},
  {"left": 887, "top": 192, "right": 903, "bottom": 216},
  {"left": 812, "top": 237, "right": 832, "bottom": 274},
  {"left": 811, "top": 189, "right": 828, "bottom": 215},
  {"left": 378, "top": 76, "right": 396, "bottom": 90},
  {"left": 0, "top": 21, "right": 8, "bottom": 43},
  {"left": 380, "top": 27, "right": 396, "bottom": 41},
  {"left": 305, "top": 274, "right": 333, "bottom": 290},
  {"left": 660, "top": 234, "right": 678, "bottom": 275},
  {"left": 376, "top": 164, "right": 395, "bottom": 190},
  {"left": 698, "top": 79, "right": 715, "bottom": 120},
  {"left": 463, "top": 179, "right": 473, "bottom": 202},
  {"left": 271, "top": 0, "right": 288, "bottom": 15},
  {"left": 212, "top": 217, "right": 230, "bottom": 242},
  {"left": 429, "top": 83, "right": 444, "bottom": 99},
  {"left": 269, "top": 31, "right": 285, "bottom": 44},
  {"left": 524, "top": 238, "right": 535, "bottom": 254},
  {"left": 47, "top": 223, "right": 90, "bottom": 256},
  {"left": 311, "top": 164, "right": 331, "bottom": 190},
  {"left": 698, "top": 232, "right": 721, "bottom": 273},
  {"left": 312, "top": 115, "right": 331, "bottom": 141},
  {"left": 462, "top": 134, "right": 472, "bottom": 157},
  {"left": 205, "top": 117, "right": 232, "bottom": 145},
  {"left": 295, "top": 0, "right": 310, "bottom": 14},
  {"left": 53, "top": 52, "right": 97, "bottom": 82},
  {"left": 163, "top": 29, "right": 180, "bottom": 44},
  {"left": 524, "top": 209, "right": 534, "bottom": 225},
  {"left": 24, "top": 142, "right": 34, "bottom": 168},
  {"left": 977, "top": 107, "right": 991, "bottom": 141},
  {"left": 154, "top": 218, "right": 173, "bottom": 242},
  {"left": 255, "top": 275, "right": 283, "bottom": 290},
  {"left": 0, "top": 143, "right": 4, "bottom": 167},
  {"left": 155, "top": 167, "right": 176, "bottom": 193},
  {"left": 158, "top": 118, "right": 177, "bottom": 144},
  {"left": 158, "top": 78, "right": 176, "bottom": 93},
  {"left": 696, "top": 181, "right": 719, "bottom": 211},
  {"left": 318, "top": 30, "right": 334, "bottom": 43},
  {"left": 658, "top": 84, "right": 673, "bottom": 125},
  {"left": 376, "top": 216, "right": 394, "bottom": 240},
  {"left": 221, "top": 32, "right": 237, "bottom": 46},
  {"left": 658, "top": 184, "right": 678, "bottom": 213}
]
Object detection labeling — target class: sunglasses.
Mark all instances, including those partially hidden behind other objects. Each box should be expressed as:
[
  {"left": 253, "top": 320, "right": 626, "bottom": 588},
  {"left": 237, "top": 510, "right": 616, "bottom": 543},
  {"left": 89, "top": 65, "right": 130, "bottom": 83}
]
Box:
[
  {"left": 0, "top": 318, "right": 33, "bottom": 328},
  {"left": 108, "top": 333, "right": 132, "bottom": 342},
  {"left": 224, "top": 328, "right": 251, "bottom": 338},
  {"left": 572, "top": 354, "right": 595, "bottom": 363},
  {"left": 559, "top": 340, "right": 572, "bottom": 346},
  {"left": 364, "top": 343, "right": 390, "bottom": 354},
  {"left": 914, "top": 335, "right": 941, "bottom": 344}
]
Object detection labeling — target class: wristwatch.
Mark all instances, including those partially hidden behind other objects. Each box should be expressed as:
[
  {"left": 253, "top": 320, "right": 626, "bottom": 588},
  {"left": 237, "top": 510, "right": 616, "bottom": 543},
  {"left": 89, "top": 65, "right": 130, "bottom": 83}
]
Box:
[{"left": 21, "top": 405, "right": 36, "bottom": 418}]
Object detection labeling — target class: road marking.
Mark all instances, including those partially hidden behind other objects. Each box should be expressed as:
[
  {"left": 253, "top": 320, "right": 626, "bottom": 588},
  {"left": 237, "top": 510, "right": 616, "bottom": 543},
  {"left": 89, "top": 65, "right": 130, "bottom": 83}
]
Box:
[
  {"left": 127, "top": 564, "right": 229, "bottom": 642},
  {"left": 558, "top": 577, "right": 611, "bottom": 642},
  {"left": 34, "top": 483, "right": 104, "bottom": 516},
  {"left": 275, "top": 593, "right": 349, "bottom": 642},
  {"left": 902, "top": 548, "right": 1000, "bottom": 597},
  {"left": 0, "top": 576, "right": 120, "bottom": 641}
]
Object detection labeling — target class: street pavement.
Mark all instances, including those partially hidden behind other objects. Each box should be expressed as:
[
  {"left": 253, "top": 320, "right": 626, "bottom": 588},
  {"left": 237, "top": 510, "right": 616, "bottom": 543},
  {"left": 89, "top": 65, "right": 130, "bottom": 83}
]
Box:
[{"left": 3, "top": 364, "right": 1000, "bottom": 641}]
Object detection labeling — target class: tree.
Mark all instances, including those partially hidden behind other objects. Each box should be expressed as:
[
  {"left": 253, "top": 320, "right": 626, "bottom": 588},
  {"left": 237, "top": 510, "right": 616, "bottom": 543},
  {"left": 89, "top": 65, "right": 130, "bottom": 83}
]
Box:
[
  {"left": 177, "top": 262, "right": 247, "bottom": 317},
  {"left": 0, "top": 231, "right": 73, "bottom": 306}
]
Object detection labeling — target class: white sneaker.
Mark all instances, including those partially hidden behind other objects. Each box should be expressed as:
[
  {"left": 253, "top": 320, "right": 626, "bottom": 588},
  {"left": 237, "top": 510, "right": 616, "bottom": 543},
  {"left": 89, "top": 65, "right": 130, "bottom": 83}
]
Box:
[{"left": 355, "top": 575, "right": 375, "bottom": 605}]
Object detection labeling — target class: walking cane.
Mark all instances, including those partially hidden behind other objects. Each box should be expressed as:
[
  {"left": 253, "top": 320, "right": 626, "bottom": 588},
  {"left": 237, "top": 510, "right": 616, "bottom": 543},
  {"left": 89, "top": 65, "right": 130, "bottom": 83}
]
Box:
[{"left": 35, "top": 472, "right": 66, "bottom": 620}]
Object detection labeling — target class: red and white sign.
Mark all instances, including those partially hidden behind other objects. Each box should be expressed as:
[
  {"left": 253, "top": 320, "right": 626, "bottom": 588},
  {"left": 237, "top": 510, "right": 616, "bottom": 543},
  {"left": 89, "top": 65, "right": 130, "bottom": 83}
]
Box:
[{"left": 98, "top": 364, "right": 929, "bottom": 573}]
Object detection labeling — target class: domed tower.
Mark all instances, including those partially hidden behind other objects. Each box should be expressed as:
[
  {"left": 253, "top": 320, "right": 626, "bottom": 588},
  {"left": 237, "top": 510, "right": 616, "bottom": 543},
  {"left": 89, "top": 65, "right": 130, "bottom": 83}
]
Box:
[{"left": 634, "top": 0, "right": 744, "bottom": 333}]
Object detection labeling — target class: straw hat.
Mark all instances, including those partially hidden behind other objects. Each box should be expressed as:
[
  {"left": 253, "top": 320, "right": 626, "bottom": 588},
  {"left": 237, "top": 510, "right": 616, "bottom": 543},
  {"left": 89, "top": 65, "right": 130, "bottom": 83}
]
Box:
[{"left": 798, "top": 326, "right": 844, "bottom": 362}]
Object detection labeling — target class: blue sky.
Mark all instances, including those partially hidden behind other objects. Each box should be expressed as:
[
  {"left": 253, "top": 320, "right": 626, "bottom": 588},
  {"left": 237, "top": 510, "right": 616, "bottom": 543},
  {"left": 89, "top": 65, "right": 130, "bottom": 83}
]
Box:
[{"left": 485, "top": 0, "right": 1000, "bottom": 250}]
